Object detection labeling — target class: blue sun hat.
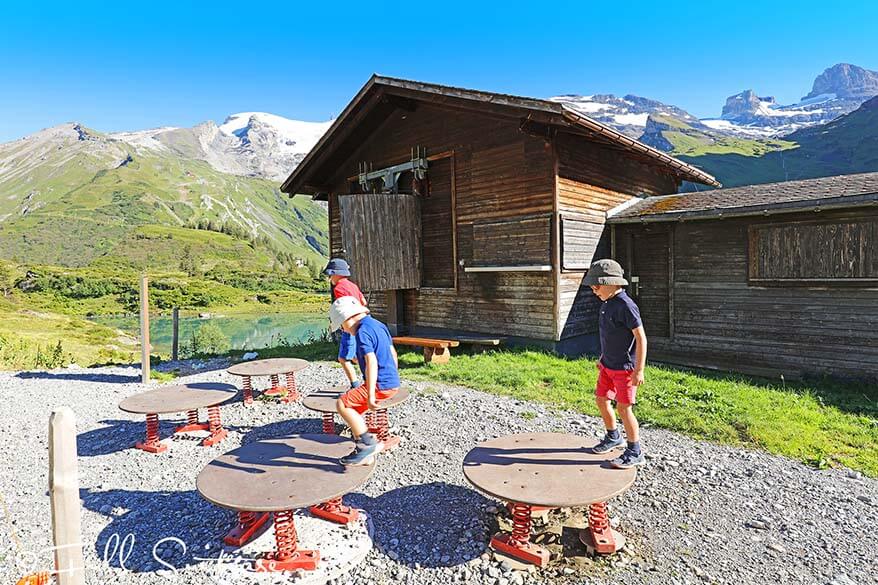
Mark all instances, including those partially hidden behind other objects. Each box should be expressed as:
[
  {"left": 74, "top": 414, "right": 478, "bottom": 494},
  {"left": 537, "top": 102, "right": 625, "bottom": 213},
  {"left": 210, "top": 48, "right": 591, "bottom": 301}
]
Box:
[{"left": 323, "top": 258, "right": 351, "bottom": 277}]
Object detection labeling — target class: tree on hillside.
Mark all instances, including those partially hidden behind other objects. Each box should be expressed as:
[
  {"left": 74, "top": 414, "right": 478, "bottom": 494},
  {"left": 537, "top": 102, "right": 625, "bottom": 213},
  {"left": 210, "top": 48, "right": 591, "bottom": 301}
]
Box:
[{"left": 179, "top": 244, "right": 201, "bottom": 277}]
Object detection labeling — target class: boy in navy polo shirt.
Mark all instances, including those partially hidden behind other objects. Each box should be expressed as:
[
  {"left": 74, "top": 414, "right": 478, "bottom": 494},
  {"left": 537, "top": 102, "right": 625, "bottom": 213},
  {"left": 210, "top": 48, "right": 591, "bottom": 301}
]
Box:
[
  {"left": 323, "top": 258, "right": 368, "bottom": 389},
  {"left": 329, "top": 296, "right": 400, "bottom": 466},
  {"left": 584, "top": 259, "right": 647, "bottom": 469}
]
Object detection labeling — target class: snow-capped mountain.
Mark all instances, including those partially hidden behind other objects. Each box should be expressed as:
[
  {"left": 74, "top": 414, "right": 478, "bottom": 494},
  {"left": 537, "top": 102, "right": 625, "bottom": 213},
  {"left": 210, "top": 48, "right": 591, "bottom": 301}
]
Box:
[
  {"left": 108, "top": 113, "right": 331, "bottom": 181},
  {"left": 550, "top": 93, "right": 704, "bottom": 139},
  {"left": 554, "top": 63, "right": 878, "bottom": 140}
]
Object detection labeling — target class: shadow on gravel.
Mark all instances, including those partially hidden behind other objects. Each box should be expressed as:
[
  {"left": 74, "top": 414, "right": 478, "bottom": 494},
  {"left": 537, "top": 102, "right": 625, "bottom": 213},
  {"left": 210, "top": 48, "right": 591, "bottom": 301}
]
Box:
[
  {"left": 80, "top": 488, "right": 233, "bottom": 574},
  {"left": 16, "top": 370, "right": 141, "bottom": 384},
  {"left": 345, "top": 482, "right": 495, "bottom": 568},
  {"left": 238, "top": 416, "right": 330, "bottom": 443}
]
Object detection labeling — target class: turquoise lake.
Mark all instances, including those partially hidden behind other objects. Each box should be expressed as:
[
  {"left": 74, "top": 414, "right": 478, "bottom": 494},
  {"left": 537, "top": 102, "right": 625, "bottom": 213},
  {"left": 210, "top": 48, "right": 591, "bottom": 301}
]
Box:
[{"left": 91, "top": 312, "right": 328, "bottom": 356}]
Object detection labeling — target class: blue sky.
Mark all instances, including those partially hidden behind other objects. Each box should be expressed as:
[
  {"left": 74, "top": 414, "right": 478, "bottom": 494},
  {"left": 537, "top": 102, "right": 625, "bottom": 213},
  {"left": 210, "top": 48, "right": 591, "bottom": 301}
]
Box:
[{"left": 1, "top": 0, "right": 876, "bottom": 141}]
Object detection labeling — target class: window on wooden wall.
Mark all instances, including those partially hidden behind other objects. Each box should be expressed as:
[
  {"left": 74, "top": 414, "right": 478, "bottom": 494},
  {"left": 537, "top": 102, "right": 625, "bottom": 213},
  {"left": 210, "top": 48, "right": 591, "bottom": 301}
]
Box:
[
  {"left": 748, "top": 218, "right": 878, "bottom": 284},
  {"left": 560, "top": 215, "right": 604, "bottom": 270}
]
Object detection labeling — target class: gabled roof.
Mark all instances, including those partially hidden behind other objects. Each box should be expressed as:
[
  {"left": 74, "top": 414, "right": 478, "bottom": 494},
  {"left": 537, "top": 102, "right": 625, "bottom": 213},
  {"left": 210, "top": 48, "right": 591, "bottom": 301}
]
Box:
[
  {"left": 608, "top": 171, "right": 878, "bottom": 223},
  {"left": 280, "top": 75, "right": 720, "bottom": 196}
]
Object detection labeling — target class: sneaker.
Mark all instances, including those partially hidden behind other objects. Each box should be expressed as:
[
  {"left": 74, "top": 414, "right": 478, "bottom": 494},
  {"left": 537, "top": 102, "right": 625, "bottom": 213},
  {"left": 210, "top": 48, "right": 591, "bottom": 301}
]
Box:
[
  {"left": 350, "top": 379, "right": 363, "bottom": 389},
  {"left": 591, "top": 433, "right": 625, "bottom": 454},
  {"left": 340, "top": 441, "right": 383, "bottom": 466},
  {"left": 609, "top": 447, "right": 645, "bottom": 469}
]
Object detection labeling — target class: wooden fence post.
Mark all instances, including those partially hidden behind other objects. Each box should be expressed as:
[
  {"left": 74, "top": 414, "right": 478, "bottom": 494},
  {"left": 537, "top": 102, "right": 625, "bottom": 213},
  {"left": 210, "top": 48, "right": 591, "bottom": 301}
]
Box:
[
  {"left": 171, "top": 308, "right": 179, "bottom": 361},
  {"left": 49, "top": 408, "right": 85, "bottom": 585},
  {"left": 140, "top": 274, "right": 150, "bottom": 384}
]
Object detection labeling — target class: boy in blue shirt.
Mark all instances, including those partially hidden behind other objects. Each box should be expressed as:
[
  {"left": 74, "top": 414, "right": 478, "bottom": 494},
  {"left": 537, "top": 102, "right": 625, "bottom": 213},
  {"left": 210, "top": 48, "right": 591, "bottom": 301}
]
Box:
[
  {"left": 329, "top": 296, "right": 400, "bottom": 466},
  {"left": 584, "top": 259, "right": 648, "bottom": 469}
]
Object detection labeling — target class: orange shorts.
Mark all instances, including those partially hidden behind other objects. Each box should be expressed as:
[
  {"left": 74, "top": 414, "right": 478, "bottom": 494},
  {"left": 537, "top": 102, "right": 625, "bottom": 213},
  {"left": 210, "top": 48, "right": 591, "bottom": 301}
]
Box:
[{"left": 340, "top": 386, "right": 399, "bottom": 414}]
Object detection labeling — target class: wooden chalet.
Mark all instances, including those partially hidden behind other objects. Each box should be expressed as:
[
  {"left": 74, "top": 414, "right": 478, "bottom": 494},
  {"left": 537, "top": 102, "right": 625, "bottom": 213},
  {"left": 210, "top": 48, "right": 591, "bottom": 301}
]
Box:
[
  {"left": 609, "top": 172, "right": 878, "bottom": 380},
  {"left": 281, "top": 75, "right": 719, "bottom": 353}
]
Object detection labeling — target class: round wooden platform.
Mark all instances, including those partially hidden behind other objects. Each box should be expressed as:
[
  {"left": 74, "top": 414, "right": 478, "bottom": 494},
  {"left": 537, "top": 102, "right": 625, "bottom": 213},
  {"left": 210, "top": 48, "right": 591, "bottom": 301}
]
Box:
[
  {"left": 302, "top": 386, "right": 411, "bottom": 413},
  {"left": 196, "top": 434, "right": 374, "bottom": 513},
  {"left": 226, "top": 358, "right": 309, "bottom": 377},
  {"left": 119, "top": 383, "right": 239, "bottom": 415},
  {"left": 462, "top": 432, "right": 636, "bottom": 508}
]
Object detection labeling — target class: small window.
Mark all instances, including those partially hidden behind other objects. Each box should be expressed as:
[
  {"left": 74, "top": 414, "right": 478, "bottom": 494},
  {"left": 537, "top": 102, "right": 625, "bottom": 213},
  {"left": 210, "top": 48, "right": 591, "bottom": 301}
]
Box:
[
  {"left": 561, "top": 216, "right": 603, "bottom": 270},
  {"left": 748, "top": 219, "right": 878, "bottom": 284}
]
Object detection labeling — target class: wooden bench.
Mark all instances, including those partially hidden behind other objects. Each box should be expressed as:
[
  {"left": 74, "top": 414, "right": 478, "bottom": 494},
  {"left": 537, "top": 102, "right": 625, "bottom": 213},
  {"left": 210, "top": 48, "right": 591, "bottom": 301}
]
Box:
[{"left": 392, "top": 336, "right": 460, "bottom": 364}]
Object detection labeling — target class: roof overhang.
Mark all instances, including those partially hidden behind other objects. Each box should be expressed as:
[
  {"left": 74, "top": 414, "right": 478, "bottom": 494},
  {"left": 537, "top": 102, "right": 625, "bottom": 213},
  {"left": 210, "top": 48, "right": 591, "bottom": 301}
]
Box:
[
  {"left": 607, "top": 192, "right": 878, "bottom": 224},
  {"left": 280, "top": 75, "right": 720, "bottom": 198}
]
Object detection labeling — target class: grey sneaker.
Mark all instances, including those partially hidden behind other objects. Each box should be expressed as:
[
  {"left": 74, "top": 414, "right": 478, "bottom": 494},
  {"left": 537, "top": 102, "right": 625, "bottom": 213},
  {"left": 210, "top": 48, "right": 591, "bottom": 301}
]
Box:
[
  {"left": 610, "top": 448, "right": 645, "bottom": 469},
  {"left": 591, "top": 433, "right": 625, "bottom": 454},
  {"left": 340, "top": 441, "right": 383, "bottom": 466}
]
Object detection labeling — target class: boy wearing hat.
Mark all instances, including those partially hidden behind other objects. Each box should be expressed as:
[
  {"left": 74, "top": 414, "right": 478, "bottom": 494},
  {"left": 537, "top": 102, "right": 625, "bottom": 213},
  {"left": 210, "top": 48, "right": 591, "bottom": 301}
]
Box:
[
  {"left": 584, "top": 259, "right": 647, "bottom": 469},
  {"left": 323, "top": 258, "right": 368, "bottom": 389},
  {"left": 329, "top": 296, "right": 400, "bottom": 465}
]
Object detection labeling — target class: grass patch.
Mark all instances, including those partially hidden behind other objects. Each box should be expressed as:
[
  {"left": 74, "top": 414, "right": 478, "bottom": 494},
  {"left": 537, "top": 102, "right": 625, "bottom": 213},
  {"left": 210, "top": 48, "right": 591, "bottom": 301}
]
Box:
[{"left": 390, "top": 347, "right": 877, "bottom": 477}]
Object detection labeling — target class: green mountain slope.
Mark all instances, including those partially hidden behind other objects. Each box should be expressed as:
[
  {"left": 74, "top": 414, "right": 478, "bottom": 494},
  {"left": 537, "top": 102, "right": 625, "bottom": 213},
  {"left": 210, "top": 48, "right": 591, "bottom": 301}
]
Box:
[
  {"left": 674, "top": 97, "right": 878, "bottom": 189},
  {"left": 0, "top": 124, "right": 328, "bottom": 271}
]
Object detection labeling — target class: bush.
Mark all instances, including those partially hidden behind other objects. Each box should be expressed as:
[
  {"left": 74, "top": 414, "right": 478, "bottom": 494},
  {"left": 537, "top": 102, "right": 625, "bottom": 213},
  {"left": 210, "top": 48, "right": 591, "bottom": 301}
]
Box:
[{"left": 181, "top": 322, "right": 230, "bottom": 358}]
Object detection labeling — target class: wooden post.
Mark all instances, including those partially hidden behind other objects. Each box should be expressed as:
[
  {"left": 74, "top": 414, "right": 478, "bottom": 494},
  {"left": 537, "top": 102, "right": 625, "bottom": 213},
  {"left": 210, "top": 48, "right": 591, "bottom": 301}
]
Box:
[
  {"left": 171, "top": 308, "right": 179, "bottom": 361},
  {"left": 49, "top": 408, "right": 85, "bottom": 585},
  {"left": 140, "top": 274, "right": 150, "bottom": 384}
]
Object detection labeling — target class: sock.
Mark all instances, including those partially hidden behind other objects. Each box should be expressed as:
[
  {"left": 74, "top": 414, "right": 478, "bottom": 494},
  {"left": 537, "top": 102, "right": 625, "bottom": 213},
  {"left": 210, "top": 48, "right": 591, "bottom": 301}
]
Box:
[
  {"left": 358, "top": 432, "right": 377, "bottom": 446},
  {"left": 627, "top": 441, "right": 641, "bottom": 455},
  {"left": 607, "top": 428, "right": 621, "bottom": 440}
]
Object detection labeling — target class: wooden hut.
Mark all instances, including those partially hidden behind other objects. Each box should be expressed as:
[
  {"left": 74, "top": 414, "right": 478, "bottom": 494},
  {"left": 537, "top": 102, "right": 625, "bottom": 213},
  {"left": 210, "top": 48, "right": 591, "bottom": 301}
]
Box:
[
  {"left": 281, "top": 75, "right": 718, "bottom": 353},
  {"left": 608, "top": 172, "right": 878, "bottom": 379}
]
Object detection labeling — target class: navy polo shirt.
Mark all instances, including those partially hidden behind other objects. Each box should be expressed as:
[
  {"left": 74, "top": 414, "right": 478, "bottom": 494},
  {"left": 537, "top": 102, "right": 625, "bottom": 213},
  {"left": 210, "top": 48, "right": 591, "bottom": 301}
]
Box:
[
  {"left": 355, "top": 316, "right": 401, "bottom": 389},
  {"left": 598, "top": 290, "right": 643, "bottom": 371}
]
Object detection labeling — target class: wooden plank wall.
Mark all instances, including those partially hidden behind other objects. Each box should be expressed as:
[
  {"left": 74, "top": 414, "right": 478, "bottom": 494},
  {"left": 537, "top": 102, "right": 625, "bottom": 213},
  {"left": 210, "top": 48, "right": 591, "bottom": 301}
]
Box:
[
  {"left": 616, "top": 209, "right": 878, "bottom": 379},
  {"left": 421, "top": 156, "right": 455, "bottom": 288},
  {"left": 326, "top": 104, "right": 556, "bottom": 339},
  {"left": 554, "top": 132, "right": 670, "bottom": 340},
  {"left": 338, "top": 193, "right": 421, "bottom": 291}
]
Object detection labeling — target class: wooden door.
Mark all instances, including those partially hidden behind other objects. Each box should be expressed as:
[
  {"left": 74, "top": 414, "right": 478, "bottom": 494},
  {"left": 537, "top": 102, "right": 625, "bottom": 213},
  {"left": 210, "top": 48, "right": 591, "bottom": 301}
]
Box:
[
  {"left": 628, "top": 231, "right": 671, "bottom": 338},
  {"left": 339, "top": 193, "right": 421, "bottom": 291}
]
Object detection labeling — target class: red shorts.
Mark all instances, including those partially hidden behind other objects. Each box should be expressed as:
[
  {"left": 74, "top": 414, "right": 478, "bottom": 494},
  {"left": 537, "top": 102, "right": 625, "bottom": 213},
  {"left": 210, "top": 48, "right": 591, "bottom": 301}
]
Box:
[
  {"left": 340, "top": 386, "right": 398, "bottom": 414},
  {"left": 595, "top": 363, "right": 637, "bottom": 404}
]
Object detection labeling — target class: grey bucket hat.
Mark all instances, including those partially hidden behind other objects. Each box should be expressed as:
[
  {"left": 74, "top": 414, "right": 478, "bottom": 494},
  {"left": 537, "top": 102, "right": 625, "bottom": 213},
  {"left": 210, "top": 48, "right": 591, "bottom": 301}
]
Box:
[{"left": 583, "top": 259, "right": 629, "bottom": 286}]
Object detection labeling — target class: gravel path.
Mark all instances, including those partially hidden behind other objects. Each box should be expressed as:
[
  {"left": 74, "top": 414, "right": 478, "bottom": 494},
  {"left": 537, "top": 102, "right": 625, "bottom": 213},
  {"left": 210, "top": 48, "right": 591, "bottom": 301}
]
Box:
[{"left": 0, "top": 361, "right": 875, "bottom": 585}]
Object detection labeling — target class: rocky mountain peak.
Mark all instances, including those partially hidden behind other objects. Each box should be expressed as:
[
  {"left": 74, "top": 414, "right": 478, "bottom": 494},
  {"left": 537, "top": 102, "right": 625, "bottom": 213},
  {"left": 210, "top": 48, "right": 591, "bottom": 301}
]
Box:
[
  {"left": 804, "top": 63, "right": 878, "bottom": 99},
  {"left": 721, "top": 90, "right": 775, "bottom": 118}
]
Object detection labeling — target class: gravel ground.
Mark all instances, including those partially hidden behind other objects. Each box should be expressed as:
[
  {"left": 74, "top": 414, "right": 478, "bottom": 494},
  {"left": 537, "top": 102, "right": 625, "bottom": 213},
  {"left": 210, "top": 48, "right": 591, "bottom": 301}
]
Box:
[{"left": 0, "top": 360, "right": 875, "bottom": 585}]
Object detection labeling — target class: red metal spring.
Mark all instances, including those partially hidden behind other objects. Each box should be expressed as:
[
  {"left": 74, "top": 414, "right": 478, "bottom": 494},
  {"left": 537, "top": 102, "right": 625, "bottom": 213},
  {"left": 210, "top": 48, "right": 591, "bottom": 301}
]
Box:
[
  {"left": 186, "top": 410, "right": 199, "bottom": 425},
  {"left": 270, "top": 374, "right": 280, "bottom": 390},
  {"left": 322, "top": 497, "right": 342, "bottom": 511},
  {"left": 242, "top": 376, "right": 253, "bottom": 404},
  {"left": 364, "top": 411, "right": 375, "bottom": 430},
  {"left": 375, "top": 408, "right": 390, "bottom": 442},
  {"left": 588, "top": 501, "right": 610, "bottom": 532},
  {"left": 285, "top": 372, "right": 299, "bottom": 400},
  {"left": 322, "top": 412, "right": 335, "bottom": 434},
  {"left": 509, "top": 503, "right": 533, "bottom": 547},
  {"left": 273, "top": 510, "right": 299, "bottom": 560},
  {"left": 145, "top": 413, "right": 161, "bottom": 445},
  {"left": 239, "top": 511, "right": 258, "bottom": 529},
  {"left": 15, "top": 572, "right": 50, "bottom": 585},
  {"left": 207, "top": 406, "right": 223, "bottom": 434}
]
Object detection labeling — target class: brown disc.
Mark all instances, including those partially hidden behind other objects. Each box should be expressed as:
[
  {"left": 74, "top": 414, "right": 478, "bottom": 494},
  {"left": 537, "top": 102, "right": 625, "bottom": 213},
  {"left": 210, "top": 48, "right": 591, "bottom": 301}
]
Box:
[
  {"left": 119, "top": 383, "right": 238, "bottom": 415},
  {"left": 226, "top": 358, "right": 310, "bottom": 377},
  {"left": 462, "top": 432, "right": 636, "bottom": 508},
  {"left": 196, "top": 433, "right": 374, "bottom": 512}
]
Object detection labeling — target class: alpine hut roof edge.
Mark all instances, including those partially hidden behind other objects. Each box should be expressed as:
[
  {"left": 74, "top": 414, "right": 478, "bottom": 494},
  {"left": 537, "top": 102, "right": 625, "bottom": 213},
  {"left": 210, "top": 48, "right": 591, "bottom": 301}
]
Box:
[
  {"left": 279, "top": 74, "right": 721, "bottom": 197},
  {"left": 607, "top": 171, "right": 878, "bottom": 223}
]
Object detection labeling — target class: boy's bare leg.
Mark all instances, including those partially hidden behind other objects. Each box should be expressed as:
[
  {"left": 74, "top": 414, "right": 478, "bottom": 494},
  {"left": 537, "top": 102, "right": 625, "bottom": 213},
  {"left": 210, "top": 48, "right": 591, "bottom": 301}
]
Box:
[
  {"left": 616, "top": 403, "right": 639, "bottom": 442},
  {"left": 596, "top": 396, "right": 618, "bottom": 430},
  {"left": 336, "top": 398, "right": 368, "bottom": 438},
  {"left": 339, "top": 359, "right": 358, "bottom": 384}
]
